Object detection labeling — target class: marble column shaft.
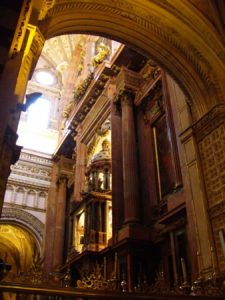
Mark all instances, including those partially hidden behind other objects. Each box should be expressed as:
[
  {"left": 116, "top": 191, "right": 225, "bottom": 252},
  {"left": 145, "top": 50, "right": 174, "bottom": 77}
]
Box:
[
  {"left": 121, "top": 92, "right": 140, "bottom": 224},
  {"left": 110, "top": 98, "right": 124, "bottom": 237}
]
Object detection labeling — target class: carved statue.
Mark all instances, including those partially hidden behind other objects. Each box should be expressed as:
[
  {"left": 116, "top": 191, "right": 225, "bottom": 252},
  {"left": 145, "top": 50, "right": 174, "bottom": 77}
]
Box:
[{"left": 91, "top": 43, "right": 110, "bottom": 67}]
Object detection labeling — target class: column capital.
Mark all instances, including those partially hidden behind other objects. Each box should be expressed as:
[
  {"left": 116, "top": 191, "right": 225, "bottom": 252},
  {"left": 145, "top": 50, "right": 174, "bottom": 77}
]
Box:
[
  {"left": 120, "top": 90, "right": 135, "bottom": 107},
  {"left": 57, "top": 175, "right": 68, "bottom": 186},
  {"left": 114, "top": 67, "right": 143, "bottom": 102},
  {"left": 57, "top": 155, "right": 74, "bottom": 177}
]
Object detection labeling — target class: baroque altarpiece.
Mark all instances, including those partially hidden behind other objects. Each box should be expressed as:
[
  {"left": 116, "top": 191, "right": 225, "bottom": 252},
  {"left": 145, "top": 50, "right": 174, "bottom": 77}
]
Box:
[{"left": 43, "top": 40, "right": 202, "bottom": 291}]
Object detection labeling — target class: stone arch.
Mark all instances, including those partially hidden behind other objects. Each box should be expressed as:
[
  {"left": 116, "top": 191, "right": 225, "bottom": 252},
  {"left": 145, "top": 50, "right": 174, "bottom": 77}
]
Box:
[
  {"left": 38, "top": 0, "right": 225, "bottom": 119},
  {"left": 0, "top": 207, "right": 44, "bottom": 251}
]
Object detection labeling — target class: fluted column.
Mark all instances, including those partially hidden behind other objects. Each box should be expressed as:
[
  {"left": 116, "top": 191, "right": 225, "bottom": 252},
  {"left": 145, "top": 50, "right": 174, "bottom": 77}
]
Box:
[
  {"left": 121, "top": 91, "right": 140, "bottom": 224},
  {"left": 53, "top": 175, "right": 67, "bottom": 269}
]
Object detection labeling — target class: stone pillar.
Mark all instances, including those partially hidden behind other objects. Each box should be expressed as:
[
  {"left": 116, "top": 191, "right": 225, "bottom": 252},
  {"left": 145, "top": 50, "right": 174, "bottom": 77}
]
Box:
[
  {"left": 52, "top": 175, "right": 68, "bottom": 269},
  {"left": 121, "top": 91, "right": 140, "bottom": 224},
  {"left": 74, "top": 131, "right": 87, "bottom": 202},
  {"left": 108, "top": 80, "right": 124, "bottom": 241},
  {"left": 43, "top": 163, "right": 59, "bottom": 274}
]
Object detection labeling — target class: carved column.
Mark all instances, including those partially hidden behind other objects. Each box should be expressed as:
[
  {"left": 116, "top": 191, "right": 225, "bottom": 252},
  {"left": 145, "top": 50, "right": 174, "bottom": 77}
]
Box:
[
  {"left": 52, "top": 175, "right": 68, "bottom": 269},
  {"left": 114, "top": 68, "right": 143, "bottom": 227},
  {"left": 108, "top": 79, "right": 124, "bottom": 241},
  {"left": 121, "top": 91, "right": 140, "bottom": 224}
]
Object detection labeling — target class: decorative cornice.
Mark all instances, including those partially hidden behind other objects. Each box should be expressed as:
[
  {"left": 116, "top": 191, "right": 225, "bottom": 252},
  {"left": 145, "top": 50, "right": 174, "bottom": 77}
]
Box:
[
  {"left": 7, "top": 177, "right": 50, "bottom": 190},
  {"left": 114, "top": 67, "right": 143, "bottom": 100},
  {"left": 194, "top": 104, "right": 225, "bottom": 142}
]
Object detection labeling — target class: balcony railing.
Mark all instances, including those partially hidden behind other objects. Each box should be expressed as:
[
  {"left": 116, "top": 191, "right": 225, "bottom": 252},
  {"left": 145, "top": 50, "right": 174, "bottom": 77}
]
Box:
[{"left": 0, "top": 282, "right": 224, "bottom": 300}]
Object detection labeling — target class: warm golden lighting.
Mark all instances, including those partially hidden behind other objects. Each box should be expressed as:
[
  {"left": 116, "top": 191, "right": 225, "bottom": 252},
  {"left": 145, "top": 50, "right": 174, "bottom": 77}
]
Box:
[{"left": 0, "top": 224, "right": 37, "bottom": 280}]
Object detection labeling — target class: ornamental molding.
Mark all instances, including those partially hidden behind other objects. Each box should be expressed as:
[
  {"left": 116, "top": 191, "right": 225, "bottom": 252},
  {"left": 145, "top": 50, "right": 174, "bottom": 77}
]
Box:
[
  {"left": 7, "top": 177, "right": 50, "bottom": 190},
  {"left": 39, "top": 0, "right": 56, "bottom": 20},
  {"left": 20, "top": 152, "right": 52, "bottom": 166},
  {"left": 9, "top": 0, "right": 33, "bottom": 57},
  {"left": 1, "top": 207, "right": 44, "bottom": 243},
  {"left": 11, "top": 162, "right": 51, "bottom": 178},
  {"left": 39, "top": 0, "right": 225, "bottom": 115},
  {"left": 114, "top": 67, "right": 143, "bottom": 99},
  {"left": 15, "top": 25, "right": 45, "bottom": 101}
]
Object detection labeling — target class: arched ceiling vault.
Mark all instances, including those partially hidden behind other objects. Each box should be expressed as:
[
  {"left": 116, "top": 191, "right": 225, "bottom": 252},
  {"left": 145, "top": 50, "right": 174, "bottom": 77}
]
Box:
[
  {"left": 0, "top": 224, "right": 37, "bottom": 278},
  {"left": 39, "top": 0, "right": 225, "bottom": 119}
]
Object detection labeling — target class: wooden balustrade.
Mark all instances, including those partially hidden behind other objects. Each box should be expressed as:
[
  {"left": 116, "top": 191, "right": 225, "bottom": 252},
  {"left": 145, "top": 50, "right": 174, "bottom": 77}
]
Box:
[{"left": 0, "top": 282, "right": 224, "bottom": 300}]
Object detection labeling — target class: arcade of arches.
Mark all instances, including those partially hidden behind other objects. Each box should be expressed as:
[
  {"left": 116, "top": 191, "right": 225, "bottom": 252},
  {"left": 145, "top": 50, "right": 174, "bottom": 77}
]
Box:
[{"left": 0, "top": 0, "right": 225, "bottom": 297}]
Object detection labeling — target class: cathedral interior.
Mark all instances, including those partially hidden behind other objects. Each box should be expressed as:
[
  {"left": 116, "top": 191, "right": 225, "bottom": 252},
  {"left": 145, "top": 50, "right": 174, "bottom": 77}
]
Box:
[{"left": 0, "top": 1, "right": 225, "bottom": 299}]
